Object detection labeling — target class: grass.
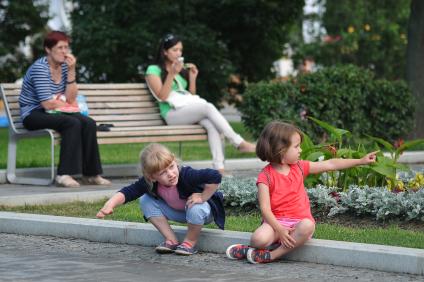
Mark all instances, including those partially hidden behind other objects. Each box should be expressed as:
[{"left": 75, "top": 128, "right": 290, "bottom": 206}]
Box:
[
  {"left": 1, "top": 200, "right": 424, "bottom": 249},
  {"left": 0, "top": 122, "right": 256, "bottom": 169},
  {"left": 2, "top": 121, "right": 424, "bottom": 249}
]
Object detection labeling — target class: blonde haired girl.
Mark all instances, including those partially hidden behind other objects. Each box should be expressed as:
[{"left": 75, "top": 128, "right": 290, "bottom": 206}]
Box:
[{"left": 97, "top": 143, "right": 224, "bottom": 255}]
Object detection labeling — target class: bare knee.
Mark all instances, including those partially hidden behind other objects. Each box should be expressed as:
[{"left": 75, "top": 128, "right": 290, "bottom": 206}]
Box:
[
  {"left": 250, "top": 230, "right": 274, "bottom": 248},
  {"left": 295, "top": 219, "right": 315, "bottom": 238}
]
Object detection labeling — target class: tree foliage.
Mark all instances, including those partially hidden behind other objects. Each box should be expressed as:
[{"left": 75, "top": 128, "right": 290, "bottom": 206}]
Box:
[
  {"left": 70, "top": 0, "right": 303, "bottom": 104},
  {"left": 406, "top": 0, "right": 424, "bottom": 138},
  {"left": 0, "top": 0, "right": 48, "bottom": 82},
  {"left": 295, "top": 0, "right": 410, "bottom": 80}
]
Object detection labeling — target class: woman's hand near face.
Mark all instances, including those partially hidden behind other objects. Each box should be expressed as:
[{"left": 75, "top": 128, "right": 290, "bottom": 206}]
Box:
[
  {"left": 186, "top": 63, "right": 198, "bottom": 79},
  {"left": 170, "top": 60, "right": 183, "bottom": 76},
  {"left": 64, "top": 53, "right": 77, "bottom": 70}
]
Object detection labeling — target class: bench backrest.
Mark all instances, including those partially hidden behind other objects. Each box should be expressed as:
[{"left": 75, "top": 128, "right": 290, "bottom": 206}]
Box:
[
  {"left": 1, "top": 83, "right": 164, "bottom": 131},
  {"left": 1, "top": 83, "right": 207, "bottom": 144}
]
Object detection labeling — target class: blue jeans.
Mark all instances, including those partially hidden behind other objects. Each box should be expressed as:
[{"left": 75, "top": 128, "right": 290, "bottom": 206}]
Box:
[{"left": 140, "top": 194, "right": 213, "bottom": 225}]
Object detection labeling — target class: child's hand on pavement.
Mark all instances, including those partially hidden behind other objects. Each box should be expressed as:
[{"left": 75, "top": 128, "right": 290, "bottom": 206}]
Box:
[
  {"left": 96, "top": 207, "right": 113, "bottom": 219},
  {"left": 361, "top": 151, "right": 379, "bottom": 165}
]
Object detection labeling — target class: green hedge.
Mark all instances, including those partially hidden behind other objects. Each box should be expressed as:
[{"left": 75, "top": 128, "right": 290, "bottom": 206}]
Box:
[{"left": 239, "top": 65, "right": 414, "bottom": 141}]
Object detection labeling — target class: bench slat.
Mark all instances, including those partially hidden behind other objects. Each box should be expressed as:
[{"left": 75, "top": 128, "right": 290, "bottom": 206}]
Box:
[
  {"left": 88, "top": 101, "right": 157, "bottom": 108},
  {"left": 9, "top": 108, "right": 159, "bottom": 116},
  {"left": 11, "top": 114, "right": 163, "bottom": 123},
  {"left": 3, "top": 83, "right": 147, "bottom": 90},
  {"left": 91, "top": 114, "right": 161, "bottom": 122},
  {"left": 78, "top": 83, "right": 147, "bottom": 90},
  {"left": 98, "top": 135, "right": 207, "bottom": 144},
  {"left": 98, "top": 128, "right": 206, "bottom": 137},
  {"left": 80, "top": 89, "right": 149, "bottom": 95},
  {"left": 106, "top": 120, "right": 165, "bottom": 127},
  {"left": 7, "top": 101, "right": 157, "bottom": 110},
  {"left": 6, "top": 96, "right": 153, "bottom": 103},
  {"left": 108, "top": 125, "right": 205, "bottom": 131}
]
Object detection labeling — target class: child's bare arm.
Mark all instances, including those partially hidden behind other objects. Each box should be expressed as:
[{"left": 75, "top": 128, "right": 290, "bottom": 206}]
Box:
[
  {"left": 96, "top": 192, "right": 126, "bottom": 218},
  {"left": 309, "top": 151, "right": 378, "bottom": 174},
  {"left": 257, "top": 183, "right": 296, "bottom": 248}
]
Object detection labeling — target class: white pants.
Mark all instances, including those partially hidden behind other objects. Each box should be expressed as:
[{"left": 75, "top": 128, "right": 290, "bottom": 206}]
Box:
[{"left": 165, "top": 102, "right": 244, "bottom": 169}]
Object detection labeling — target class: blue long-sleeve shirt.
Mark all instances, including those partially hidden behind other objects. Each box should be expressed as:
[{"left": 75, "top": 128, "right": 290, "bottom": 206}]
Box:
[{"left": 118, "top": 166, "right": 225, "bottom": 229}]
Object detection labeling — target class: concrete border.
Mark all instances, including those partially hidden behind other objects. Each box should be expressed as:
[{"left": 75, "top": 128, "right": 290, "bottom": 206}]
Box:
[
  {"left": 1, "top": 151, "right": 423, "bottom": 184},
  {"left": 0, "top": 212, "right": 423, "bottom": 275},
  {"left": 0, "top": 158, "right": 266, "bottom": 184},
  {"left": 0, "top": 189, "right": 116, "bottom": 206}
]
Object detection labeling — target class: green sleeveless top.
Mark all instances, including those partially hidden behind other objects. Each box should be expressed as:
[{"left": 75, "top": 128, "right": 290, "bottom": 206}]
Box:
[{"left": 145, "top": 65, "right": 188, "bottom": 118}]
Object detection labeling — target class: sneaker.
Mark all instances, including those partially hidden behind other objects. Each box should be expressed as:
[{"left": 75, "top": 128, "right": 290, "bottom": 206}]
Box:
[
  {"left": 246, "top": 248, "right": 273, "bottom": 264},
  {"left": 226, "top": 244, "right": 249, "bottom": 260},
  {"left": 155, "top": 241, "right": 178, "bottom": 254},
  {"left": 55, "top": 175, "right": 80, "bottom": 188},
  {"left": 174, "top": 242, "right": 198, "bottom": 255},
  {"left": 82, "top": 175, "right": 111, "bottom": 185}
]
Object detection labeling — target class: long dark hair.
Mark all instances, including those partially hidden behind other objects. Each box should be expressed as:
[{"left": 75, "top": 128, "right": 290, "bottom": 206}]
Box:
[{"left": 154, "top": 33, "right": 189, "bottom": 83}]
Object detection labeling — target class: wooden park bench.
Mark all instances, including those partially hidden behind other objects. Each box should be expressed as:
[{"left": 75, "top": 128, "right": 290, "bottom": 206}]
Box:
[{"left": 0, "top": 83, "right": 207, "bottom": 185}]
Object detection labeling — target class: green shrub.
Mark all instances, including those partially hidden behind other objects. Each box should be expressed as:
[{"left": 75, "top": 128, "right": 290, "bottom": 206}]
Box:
[
  {"left": 239, "top": 65, "right": 415, "bottom": 142},
  {"left": 367, "top": 79, "right": 415, "bottom": 140},
  {"left": 240, "top": 81, "right": 301, "bottom": 138}
]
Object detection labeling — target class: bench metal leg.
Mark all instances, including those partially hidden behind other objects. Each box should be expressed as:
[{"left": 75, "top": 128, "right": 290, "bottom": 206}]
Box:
[
  {"left": 6, "top": 130, "right": 55, "bottom": 186},
  {"left": 178, "top": 142, "right": 182, "bottom": 158}
]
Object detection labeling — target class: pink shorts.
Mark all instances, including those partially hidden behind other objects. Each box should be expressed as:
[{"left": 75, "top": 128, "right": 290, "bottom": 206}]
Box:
[
  {"left": 263, "top": 217, "right": 314, "bottom": 239},
  {"left": 276, "top": 217, "right": 302, "bottom": 229}
]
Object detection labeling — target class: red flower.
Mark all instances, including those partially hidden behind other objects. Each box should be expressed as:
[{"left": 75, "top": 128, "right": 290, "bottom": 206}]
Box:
[
  {"left": 329, "top": 191, "right": 341, "bottom": 202},
  {"left": 323, "top": 35, "right": 342, "bottom": 43},
  {"left": 394, "top": 138, "right": 404, "bottom": 149},
  {"left": 325, "top": 145, "right": 337, "bottom": 157}
]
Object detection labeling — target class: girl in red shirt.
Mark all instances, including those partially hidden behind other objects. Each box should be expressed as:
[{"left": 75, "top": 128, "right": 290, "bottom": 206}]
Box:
[{"left": 226, "top": 121, "right": 377, "bottom": 264}]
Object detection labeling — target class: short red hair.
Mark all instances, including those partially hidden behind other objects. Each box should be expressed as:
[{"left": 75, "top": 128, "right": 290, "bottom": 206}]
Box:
[{"left": 43, "top": 31, "right": 70, "bottom": 49}]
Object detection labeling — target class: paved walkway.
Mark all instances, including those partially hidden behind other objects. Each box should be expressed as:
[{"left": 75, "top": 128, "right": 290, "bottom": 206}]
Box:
[
  {"left": 1, "top": 158, "right": 424, "bottom": 279},
  {"left": 1, "top": 233, "right": 422, "bottom": 282}
]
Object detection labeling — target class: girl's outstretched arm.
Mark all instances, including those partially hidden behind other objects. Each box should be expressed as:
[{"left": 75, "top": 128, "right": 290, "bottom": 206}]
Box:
[
  {"left": 257, "top": 183, "right": 296, "bottom": 248},
  {"left": 309, "top": 151, "right": 378, "bottom": 174},
  {"left": 96, "top": 192, "right": 126, "bottom": 219}
]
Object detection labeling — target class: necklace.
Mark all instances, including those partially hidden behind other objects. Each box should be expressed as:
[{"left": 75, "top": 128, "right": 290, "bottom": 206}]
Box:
[{"left": 50, "top": 66, "right": 61, "bottom": 84}]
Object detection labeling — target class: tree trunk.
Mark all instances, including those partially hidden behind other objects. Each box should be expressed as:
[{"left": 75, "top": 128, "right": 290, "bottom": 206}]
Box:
[{"left": 406, "top": 0, "right": 424, "bottom": 138}]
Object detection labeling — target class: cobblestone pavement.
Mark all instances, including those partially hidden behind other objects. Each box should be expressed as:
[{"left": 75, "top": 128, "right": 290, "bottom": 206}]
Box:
[{"left": 0, "top": 233, "right": 421, "bottom": 282}]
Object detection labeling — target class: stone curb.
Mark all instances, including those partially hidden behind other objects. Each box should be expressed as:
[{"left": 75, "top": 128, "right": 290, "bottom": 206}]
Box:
[
  {"left": 0, "top": 212, "right": 423, "bottom": 275},
  {"left": 0, "top": 189, "right": 116, "bottom": 206},
  {"left": 0, "top": 158, "right": 265, "bottom": 184}
]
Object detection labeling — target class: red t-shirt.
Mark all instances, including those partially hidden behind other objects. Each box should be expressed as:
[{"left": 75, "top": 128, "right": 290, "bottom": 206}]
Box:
[{"left": 256, "top": 160, "right": 314, "bottom": 222}]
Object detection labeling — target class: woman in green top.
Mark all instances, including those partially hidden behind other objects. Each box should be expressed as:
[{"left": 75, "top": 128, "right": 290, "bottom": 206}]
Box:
[{"left": 145, "top": 34, "right": 255, "bottom": 174}]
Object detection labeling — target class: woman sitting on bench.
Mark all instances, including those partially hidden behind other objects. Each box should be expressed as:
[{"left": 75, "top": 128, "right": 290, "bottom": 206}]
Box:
[
  {"left": 19, "top": 31, "right": 110, "bottom": 188},
  {"left": 145, "top": 33, "right": 255, "bottom": 174}
]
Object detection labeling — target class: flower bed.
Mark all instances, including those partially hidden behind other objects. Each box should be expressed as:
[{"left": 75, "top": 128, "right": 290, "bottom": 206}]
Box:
[{"left": 220, "top": 176, "right": 424, "bottom": 222}]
